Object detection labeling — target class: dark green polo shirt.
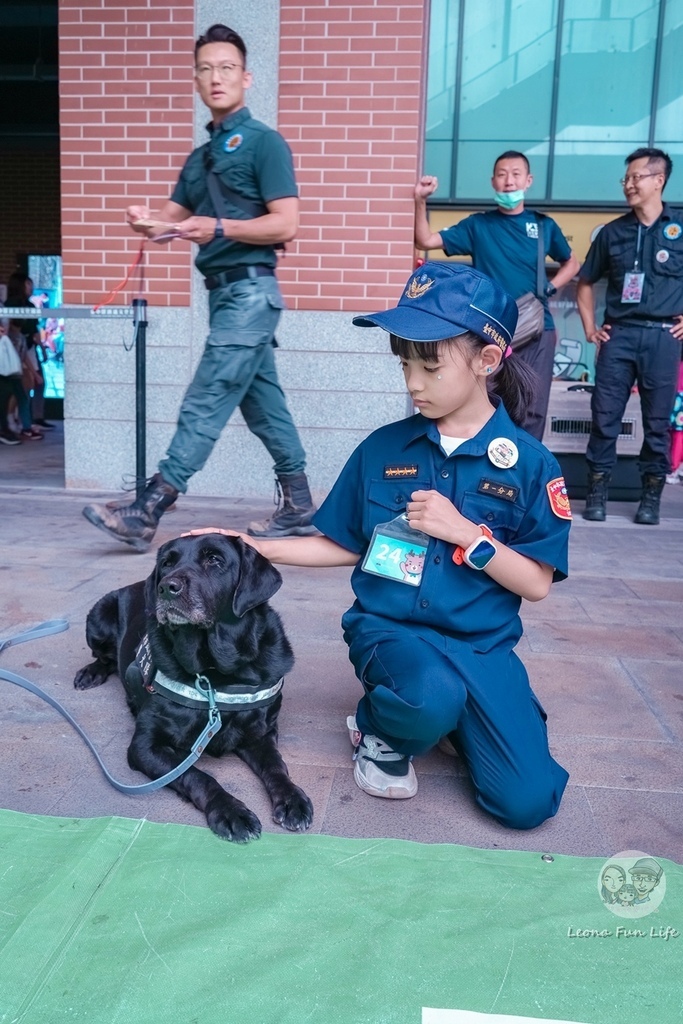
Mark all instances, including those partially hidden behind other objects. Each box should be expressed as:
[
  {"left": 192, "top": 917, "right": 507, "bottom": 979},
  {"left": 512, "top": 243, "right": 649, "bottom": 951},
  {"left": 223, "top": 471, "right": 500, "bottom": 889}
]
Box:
[
  {"left": 170, "top": 106, "right": 298, "bottom": 277},
  {"left": 440, "top": 210, "right": 572, "bottom": 330}
]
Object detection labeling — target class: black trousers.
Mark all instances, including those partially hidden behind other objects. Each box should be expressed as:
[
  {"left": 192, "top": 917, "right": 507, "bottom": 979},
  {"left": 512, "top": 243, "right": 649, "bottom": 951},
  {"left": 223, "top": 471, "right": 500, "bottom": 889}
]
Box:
[
  {"left": 586, "top": 323, "right": 681, "bottom": 477},
  {"left": 516, "top": 327, "right": 557, "bottom": 441}
]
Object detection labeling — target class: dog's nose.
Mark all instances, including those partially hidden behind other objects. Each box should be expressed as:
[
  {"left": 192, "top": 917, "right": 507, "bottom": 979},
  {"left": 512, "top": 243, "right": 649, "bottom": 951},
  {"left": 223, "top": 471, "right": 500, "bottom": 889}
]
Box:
[{"left": 158, "top": 577, "right": 184, "bottom": 599}]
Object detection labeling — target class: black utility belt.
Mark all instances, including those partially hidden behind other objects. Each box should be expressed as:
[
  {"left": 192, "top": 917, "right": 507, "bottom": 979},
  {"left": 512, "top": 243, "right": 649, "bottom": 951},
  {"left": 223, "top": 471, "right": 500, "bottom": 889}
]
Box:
[
  {"left": 612, "top": 318, "right": 676, "bottom": 330},
  {"left": 204, "top": 265, "right": 275, "bottom": 290}
]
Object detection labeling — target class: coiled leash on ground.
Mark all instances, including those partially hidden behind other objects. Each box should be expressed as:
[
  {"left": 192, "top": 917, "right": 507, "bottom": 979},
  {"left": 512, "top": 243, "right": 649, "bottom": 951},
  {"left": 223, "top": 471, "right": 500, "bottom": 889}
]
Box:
[{"left": 0, "top": 620, "right": 222, "bottom": 794}]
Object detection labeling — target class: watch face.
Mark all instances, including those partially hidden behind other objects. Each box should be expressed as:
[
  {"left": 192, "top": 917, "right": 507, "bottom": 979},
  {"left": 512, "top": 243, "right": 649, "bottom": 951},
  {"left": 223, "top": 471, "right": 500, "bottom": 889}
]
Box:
[{"left": 466, "top": 537, "right": 496, "bottom": 570}]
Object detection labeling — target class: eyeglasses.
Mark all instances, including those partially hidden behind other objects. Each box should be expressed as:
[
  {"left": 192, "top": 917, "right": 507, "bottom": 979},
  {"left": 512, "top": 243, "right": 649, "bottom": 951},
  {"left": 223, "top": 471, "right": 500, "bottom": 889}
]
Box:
[
  {"left": 619, "top": 172, "right": 662, "bottom": 186},
  {"left": 195, "top": 62, "right": 244, "bottom": 80}
]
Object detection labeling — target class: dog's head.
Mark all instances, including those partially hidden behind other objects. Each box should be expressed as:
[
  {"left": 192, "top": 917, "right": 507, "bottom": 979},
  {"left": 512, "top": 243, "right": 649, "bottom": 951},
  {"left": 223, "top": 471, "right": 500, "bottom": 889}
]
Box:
[{"left": 145, "top": 534, "right": 283, "bottom": 629}]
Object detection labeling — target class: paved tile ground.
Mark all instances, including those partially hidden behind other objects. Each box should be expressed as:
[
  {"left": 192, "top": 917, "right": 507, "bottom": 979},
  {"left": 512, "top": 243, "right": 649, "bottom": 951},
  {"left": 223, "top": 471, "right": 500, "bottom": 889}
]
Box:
[{"left": 1, "top": 424, "right": 682, "bottom": 862}]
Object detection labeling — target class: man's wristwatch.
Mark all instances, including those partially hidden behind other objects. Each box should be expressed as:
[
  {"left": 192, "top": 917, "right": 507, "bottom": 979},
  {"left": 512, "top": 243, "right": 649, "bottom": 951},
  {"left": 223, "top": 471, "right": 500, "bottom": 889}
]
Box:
[
  {"left": 545, "top": 283, "right": 557, "bottom": 297},
  {"left": 214, "top": 219, "right": 225, "bottom": 239},
  {"left": 453, "top": 524, "right": 496, "bottom": 569}
]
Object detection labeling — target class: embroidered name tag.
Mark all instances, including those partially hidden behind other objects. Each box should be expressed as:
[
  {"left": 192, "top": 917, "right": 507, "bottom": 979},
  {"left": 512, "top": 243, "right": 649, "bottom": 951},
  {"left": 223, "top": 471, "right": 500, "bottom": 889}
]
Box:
[
  {"left": 477, "top": 478, "right": 519, "bottom": 502},
  {"left": 383, "top": 464, "right": 419, "bottom": 479}
]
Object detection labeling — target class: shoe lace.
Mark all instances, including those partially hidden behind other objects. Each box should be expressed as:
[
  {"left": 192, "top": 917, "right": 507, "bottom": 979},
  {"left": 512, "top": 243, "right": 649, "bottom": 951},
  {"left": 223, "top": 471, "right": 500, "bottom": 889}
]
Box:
[{"left": 357, "top": 733, "right": 407, "bottom": 763}]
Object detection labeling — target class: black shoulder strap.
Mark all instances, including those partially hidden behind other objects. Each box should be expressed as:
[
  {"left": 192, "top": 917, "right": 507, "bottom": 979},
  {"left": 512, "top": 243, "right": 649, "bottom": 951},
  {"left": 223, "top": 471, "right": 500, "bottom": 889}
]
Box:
[
  {"left": 203, "top": 148, "right": 267, "bottom": 219},
  {"left": 203, "top": 147, "right": 284, "bottom": 250},
  {"left": 535, "top": 212, "right": 546, "bottom": 298}
]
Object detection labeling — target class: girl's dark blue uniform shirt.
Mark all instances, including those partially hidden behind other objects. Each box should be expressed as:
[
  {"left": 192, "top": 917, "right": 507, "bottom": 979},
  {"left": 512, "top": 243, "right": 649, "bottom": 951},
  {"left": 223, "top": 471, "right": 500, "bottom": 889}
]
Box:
[{"left": 313, "top": 400, "right": 571, "bottom": 649}]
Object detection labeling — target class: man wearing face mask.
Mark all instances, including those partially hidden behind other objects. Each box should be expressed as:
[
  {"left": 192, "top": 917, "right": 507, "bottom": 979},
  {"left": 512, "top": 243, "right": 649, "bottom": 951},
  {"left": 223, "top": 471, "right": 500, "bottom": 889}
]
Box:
[{"left": 414, "top": 151, "right": 580, "bottom": 440}]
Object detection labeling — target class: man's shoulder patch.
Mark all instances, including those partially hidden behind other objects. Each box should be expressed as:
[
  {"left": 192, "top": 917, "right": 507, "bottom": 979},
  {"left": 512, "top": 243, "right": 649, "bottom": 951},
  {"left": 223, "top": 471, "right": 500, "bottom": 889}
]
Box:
[{"left": 547, "top": 477, "right": 572, "bottom": 519}]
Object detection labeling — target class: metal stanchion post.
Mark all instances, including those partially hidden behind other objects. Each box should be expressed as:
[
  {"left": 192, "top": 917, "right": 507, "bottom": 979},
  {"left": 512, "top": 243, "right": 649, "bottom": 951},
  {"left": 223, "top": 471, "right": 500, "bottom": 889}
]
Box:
[{"left": 132, "top": 298, "right": 148, "bottom": 498}]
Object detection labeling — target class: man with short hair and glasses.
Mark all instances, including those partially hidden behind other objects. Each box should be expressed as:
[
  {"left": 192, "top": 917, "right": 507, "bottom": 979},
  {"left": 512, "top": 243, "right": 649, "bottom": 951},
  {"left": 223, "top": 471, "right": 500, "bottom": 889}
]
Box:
[
  {"left": 83, "top": 23, "right": 316, "bottom": 551},
  {"left": 577, "top": 147, "right": 683, "bottom": 525}
]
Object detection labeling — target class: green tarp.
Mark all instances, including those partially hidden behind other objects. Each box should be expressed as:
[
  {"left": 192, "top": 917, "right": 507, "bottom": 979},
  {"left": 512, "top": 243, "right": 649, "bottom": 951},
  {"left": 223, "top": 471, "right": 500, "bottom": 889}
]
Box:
[{"left": 0, "top": 809, "right": 680, "bottom": 1024}]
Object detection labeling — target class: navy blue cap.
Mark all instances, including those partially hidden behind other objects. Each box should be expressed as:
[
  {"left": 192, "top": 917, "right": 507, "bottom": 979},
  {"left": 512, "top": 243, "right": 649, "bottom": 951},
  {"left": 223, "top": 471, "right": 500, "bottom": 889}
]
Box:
[{"left": 352, "top": 261, "right": 518, "bottom": 351}]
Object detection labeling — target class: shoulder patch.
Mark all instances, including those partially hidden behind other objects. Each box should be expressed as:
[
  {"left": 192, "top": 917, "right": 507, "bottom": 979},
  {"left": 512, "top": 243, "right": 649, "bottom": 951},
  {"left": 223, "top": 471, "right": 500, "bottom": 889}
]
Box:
[
  {"left": 547, "top": 477, "right": 572, "bottom": 520},
  {"left": 477, "top": 478, "right": 520, "bottom": 502},
  {"left": 383, "top": 464, "right": 419, "bottom": 479}
]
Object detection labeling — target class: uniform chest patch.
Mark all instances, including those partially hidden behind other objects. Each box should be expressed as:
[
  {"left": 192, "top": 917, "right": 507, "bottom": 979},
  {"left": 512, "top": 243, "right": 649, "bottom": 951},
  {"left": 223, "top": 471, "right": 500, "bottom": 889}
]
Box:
[
  {"left": 663, "top": 222, "right": 682, "bottom": 241},
  {"left": 478, "top": 478, "right": 519, "bottom": 502},
  {"left": 526, "top": 222, "right": 539, "bottom": 238},
  {"left": 547, "top": 477, "right": 572, "bottom": 519},
  {"left": 383, "top": 464, "right": 419, "bottom": 479},
  {"left": 224, "top": 133, "right": 243, "bottom": 152}
]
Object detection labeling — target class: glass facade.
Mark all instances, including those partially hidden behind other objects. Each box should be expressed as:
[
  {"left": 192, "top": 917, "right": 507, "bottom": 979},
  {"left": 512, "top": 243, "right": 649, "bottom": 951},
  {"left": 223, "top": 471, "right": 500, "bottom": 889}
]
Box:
[{"left": 425, "top": 0, "right": 683, "bottom": 205}]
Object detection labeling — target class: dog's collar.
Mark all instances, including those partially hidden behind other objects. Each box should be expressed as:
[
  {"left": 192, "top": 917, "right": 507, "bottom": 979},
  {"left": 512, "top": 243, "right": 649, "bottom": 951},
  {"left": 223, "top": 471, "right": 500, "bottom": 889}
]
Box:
[
  {"left": 152, "top": 669, "right": 284, "bottom": 710},
  {"left": 130, "top": 634, "right": 284, "bottom": 710}
]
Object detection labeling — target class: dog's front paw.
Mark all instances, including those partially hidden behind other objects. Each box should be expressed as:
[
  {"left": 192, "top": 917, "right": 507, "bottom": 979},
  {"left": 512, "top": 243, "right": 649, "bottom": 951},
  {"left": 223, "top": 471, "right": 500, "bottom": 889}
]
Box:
[
  {"left": 207, "top": 797, "right": 262, "bottom": 843},
  {"left": 272, "top": 786, "right": 314, "bottom": 833},
  {"left": 73, "top": 661, "right": 111, "bottom": 690}
]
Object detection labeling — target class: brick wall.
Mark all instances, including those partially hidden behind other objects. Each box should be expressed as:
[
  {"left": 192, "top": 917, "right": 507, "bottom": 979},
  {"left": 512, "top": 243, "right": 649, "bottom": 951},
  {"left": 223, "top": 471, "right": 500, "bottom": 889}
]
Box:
[
  {"left": 58, "top": 0, "right": 195, "bottom": 307},
  {"left": 278, "top": 0, "right": 426, "bottom": 312},
  {"left": 0, "top": 143, "right": 62, "bottom": 289}
]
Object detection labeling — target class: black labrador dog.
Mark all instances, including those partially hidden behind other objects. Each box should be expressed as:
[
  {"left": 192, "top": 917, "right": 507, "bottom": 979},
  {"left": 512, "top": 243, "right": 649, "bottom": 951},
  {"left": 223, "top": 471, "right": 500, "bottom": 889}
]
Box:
[{"left": 73, "top": 533, "right": 313, "bottom": 842}]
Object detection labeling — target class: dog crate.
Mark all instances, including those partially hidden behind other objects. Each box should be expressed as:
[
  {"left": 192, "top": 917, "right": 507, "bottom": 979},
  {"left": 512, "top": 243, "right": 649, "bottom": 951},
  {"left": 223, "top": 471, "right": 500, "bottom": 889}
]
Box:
[{"left": 543, "top": 381, "right": 643, "bottom": 501}]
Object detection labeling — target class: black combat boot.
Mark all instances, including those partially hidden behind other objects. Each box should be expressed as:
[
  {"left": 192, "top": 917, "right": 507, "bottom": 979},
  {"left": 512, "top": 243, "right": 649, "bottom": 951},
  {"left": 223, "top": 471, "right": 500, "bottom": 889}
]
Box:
[
  {"left": 633, "top": 474, "right": 666, "bottom": 525},
  {"left": 82, "top": 473, "right": 179, "bottom": 551},
  {"left": 247, "top": 472, "right": 317, "bottom": 537},
  {"left": 582, "top": 471, "right": 610, "bottom": 521}
]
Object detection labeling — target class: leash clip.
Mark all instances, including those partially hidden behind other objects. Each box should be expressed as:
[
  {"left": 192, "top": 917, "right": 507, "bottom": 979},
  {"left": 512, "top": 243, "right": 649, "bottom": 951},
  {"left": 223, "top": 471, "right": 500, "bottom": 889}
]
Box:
[{"left": 194, "top": 673, "right": 221, "bottom": 735}]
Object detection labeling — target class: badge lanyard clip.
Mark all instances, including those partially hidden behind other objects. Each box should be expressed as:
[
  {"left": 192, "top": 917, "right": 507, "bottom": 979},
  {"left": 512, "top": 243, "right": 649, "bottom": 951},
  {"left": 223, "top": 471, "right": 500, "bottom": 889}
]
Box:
[{"left": 621, "top": 223, "right": 645, "bottom": 304}]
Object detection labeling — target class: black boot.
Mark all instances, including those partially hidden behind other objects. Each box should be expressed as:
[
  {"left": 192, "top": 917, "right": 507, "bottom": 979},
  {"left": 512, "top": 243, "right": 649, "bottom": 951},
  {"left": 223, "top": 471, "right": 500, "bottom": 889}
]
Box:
[
  {"left": 582, "top": 471, "right": 609, "bottom": 521},
  {"left": 634, "top": 474, "right": 665, "bottom": 525},
  {"left": 82, "top": 473, "right": 179, "bottom": 551},
  {"left": 247, "top": 472, "right": 317, "bottom": 537}
]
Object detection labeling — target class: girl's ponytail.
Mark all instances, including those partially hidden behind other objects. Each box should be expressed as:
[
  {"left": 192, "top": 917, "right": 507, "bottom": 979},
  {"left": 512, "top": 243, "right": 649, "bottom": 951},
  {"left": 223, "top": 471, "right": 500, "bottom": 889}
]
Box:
[{"left": 488, "top": 350, "right": 539, "bottom": 427}]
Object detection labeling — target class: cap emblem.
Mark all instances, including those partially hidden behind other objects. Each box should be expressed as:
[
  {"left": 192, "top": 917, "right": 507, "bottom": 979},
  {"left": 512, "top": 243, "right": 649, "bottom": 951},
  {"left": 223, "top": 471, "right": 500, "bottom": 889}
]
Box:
[{"left": 404, "top": 274, "right": 435, "bottom": 300}]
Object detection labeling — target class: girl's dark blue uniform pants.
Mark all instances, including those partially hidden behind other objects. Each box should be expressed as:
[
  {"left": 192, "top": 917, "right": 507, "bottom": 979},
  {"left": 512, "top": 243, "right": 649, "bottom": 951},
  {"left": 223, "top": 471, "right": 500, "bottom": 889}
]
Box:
[{"left": 344, "top": 614, "right": 569, "bottom": 830}]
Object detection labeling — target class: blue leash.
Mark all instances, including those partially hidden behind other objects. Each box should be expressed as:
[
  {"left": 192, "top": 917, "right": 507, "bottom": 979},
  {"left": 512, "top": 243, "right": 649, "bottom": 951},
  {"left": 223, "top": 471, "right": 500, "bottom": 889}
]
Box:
[{"left": 0, "top": 620, "right": 223, "bottom": 794}]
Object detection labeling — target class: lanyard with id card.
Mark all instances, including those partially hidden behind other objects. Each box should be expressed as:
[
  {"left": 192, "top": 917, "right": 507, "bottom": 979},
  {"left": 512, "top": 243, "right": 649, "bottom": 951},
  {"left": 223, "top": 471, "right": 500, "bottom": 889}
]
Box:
[
  {"left": 361, "top": 513, "right": 430, "bottom": 587},
  {"left": 621, "top": 222, "right": 645, "bottom": 303}
]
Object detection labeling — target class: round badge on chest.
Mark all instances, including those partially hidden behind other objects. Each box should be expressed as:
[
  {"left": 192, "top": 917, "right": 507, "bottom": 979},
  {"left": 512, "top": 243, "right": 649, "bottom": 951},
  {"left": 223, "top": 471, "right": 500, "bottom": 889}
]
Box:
[
  {"left": 224, "top": 133, "right": 243, "bottom": 153},
  {"left": 663, "top": 222, "right": 682, "bottom": 241},
  {"left": 487, "top": 437, "right": 519, "bottom": 469},
  {"left": 656, "top": 249, "right": 670, "bottom": 263}
]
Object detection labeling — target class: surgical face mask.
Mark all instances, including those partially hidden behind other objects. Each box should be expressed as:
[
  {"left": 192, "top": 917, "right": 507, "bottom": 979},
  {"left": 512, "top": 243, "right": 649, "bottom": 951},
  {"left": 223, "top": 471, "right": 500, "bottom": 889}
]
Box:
[{"left": 494, "top": 189, "right": 525, "bottom": 210}]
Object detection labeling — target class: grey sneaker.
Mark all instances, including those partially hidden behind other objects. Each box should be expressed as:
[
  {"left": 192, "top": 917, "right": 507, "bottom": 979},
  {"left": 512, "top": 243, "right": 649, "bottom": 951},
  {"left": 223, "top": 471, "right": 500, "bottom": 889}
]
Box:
[
  {"left": 437, "top": 734, "right": 458, "bottom": 757},
  {"left": 346, "top": 716, "right": 417, "bottom": 799}
]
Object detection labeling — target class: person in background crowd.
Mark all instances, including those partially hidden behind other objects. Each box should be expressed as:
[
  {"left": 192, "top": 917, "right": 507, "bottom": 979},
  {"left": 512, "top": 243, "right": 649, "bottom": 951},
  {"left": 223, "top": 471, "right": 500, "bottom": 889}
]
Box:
[
  {"left": 577, "top": 148, "right": 683, "bottom": 525},
  {"left": 6, "top": 273, "right": 53, "bottom": 431},
  {"left": 414, "top": 151, "right": 580, "bottom": 441},
  {"left": 0, "top": 316, "right": 42, "bottom": 443}
]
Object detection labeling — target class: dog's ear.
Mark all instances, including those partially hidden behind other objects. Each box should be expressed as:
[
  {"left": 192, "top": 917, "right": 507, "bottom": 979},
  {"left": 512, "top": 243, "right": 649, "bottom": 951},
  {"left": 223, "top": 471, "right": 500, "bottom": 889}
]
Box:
[
  {"left": 231, "top": 536, "right": 283, "bottom": 617},
  {"left": 144, "top": 539, "right": 169, "bottom": 614},
  {"left": 144, "top": 564, "right": 159, "bottom": 615}
]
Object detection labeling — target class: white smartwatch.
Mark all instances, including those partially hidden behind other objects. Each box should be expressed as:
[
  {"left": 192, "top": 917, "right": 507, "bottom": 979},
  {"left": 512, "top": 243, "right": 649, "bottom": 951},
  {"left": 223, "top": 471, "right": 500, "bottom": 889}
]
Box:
[{"left": 463, "top": 532, "right": 497, "bottom": 571}]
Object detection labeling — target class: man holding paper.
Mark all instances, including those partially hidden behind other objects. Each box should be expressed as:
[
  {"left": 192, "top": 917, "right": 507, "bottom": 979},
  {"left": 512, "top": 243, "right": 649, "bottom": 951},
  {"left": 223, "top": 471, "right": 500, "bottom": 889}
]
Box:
[{"left": 82, "top": 23, "right": 315, "bottom": 551}]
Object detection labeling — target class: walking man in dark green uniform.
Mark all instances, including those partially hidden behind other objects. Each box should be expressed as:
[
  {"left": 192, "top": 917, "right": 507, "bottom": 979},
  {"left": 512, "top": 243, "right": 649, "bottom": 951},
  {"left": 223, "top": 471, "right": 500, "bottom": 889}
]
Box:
[{"left": 83, "top": 23, "right": 315, "bottom": 551}]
